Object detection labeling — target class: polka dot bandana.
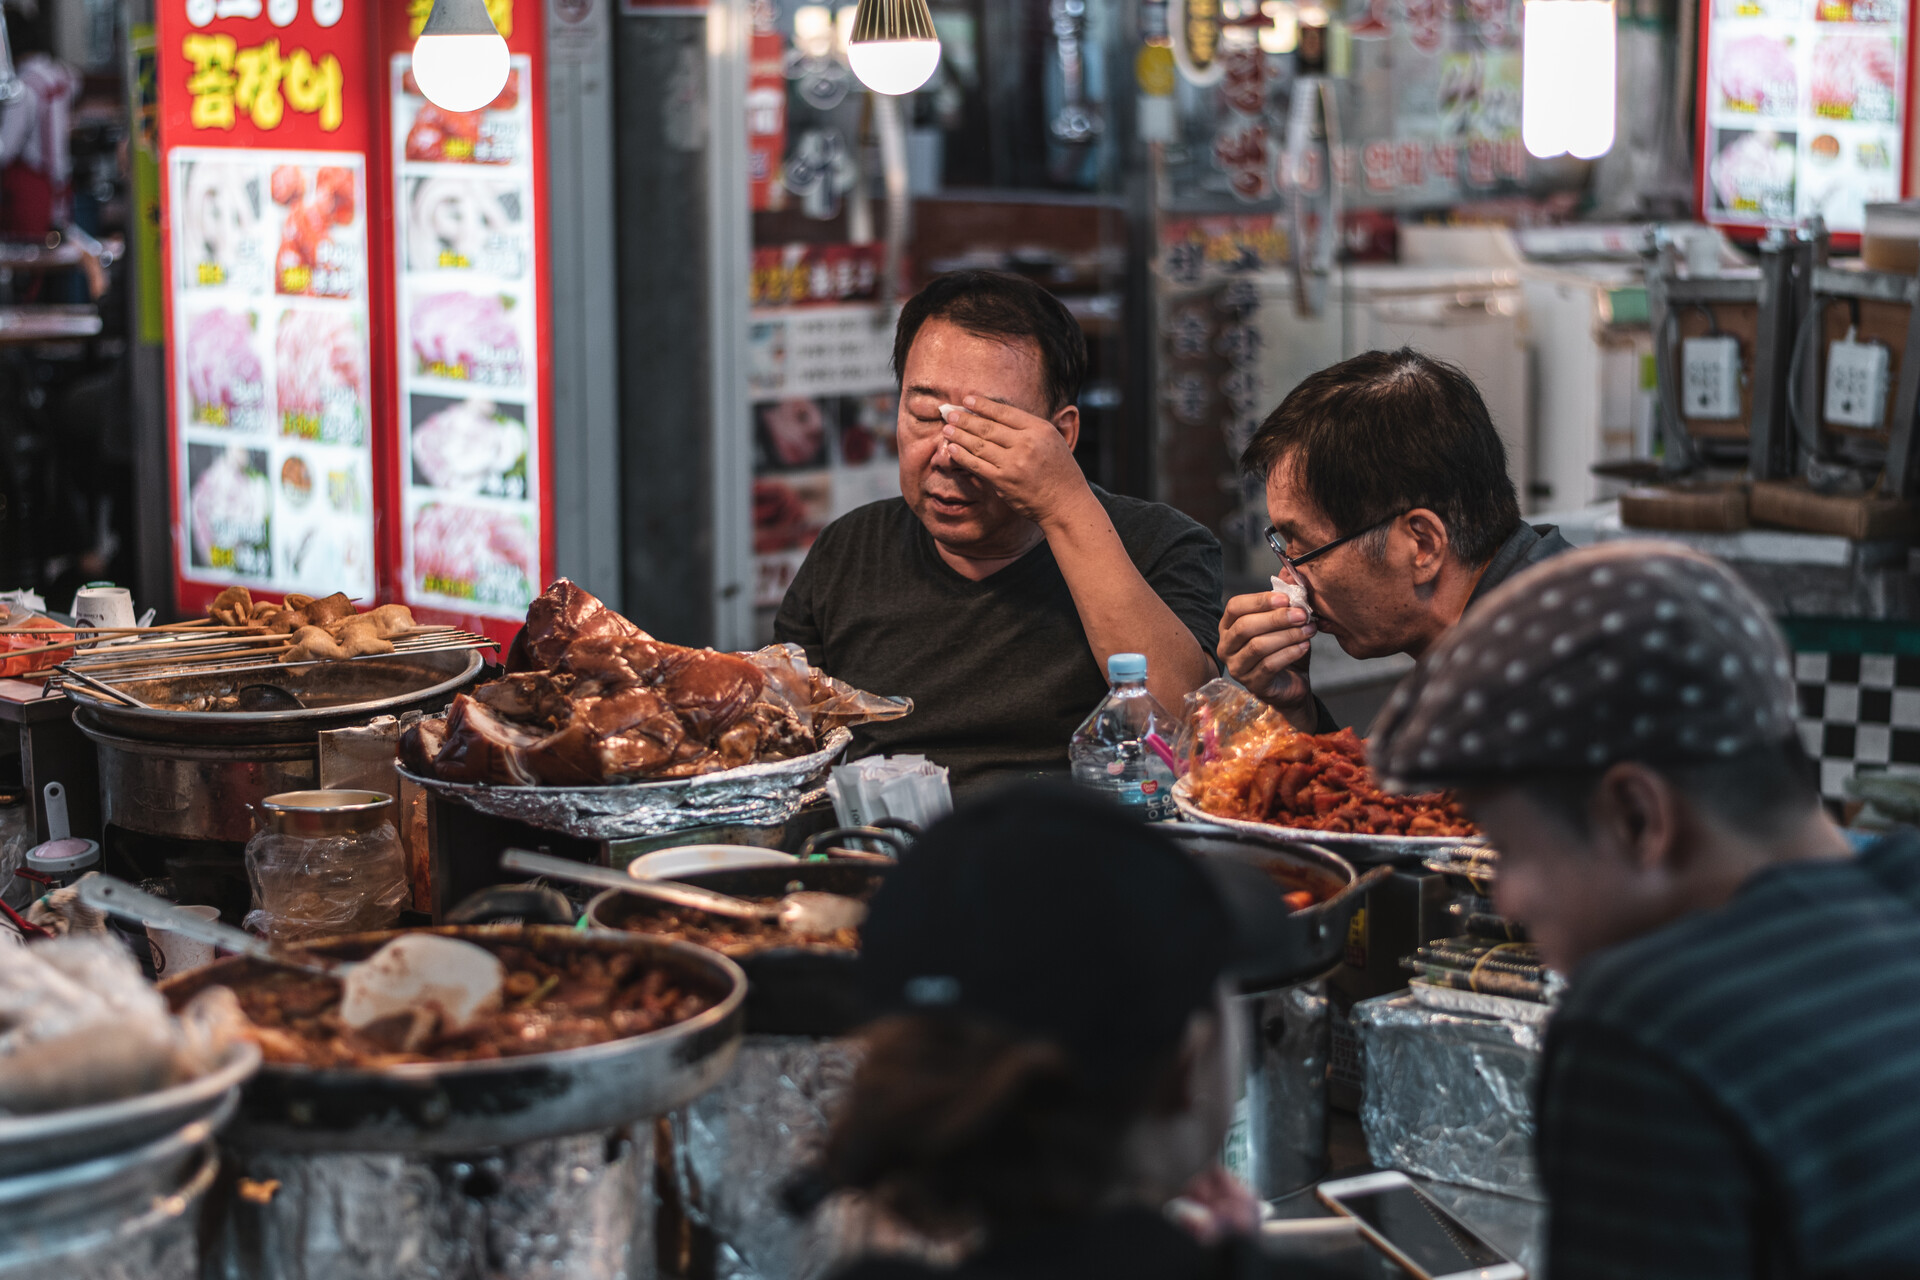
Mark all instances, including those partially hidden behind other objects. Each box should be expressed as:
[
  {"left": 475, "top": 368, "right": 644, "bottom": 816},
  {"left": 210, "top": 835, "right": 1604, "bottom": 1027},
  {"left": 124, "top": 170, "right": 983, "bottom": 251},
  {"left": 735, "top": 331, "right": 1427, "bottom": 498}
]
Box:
[{"left": 1373, "top": 541, "right": 1798, "bottom": 790}]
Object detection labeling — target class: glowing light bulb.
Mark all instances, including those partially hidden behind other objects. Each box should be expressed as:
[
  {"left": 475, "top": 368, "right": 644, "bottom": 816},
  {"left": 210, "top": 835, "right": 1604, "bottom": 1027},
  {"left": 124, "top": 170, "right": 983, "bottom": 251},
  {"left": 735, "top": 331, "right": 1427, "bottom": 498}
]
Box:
[
  {"left": 1522, "top": 0, "right": 1616, "bottom": 160},
  {"left": 412, "top": 0, "right": 511, "bottom": 113},
  {"left": 846, "top": 0, "right": 941, "bottom": 95}
]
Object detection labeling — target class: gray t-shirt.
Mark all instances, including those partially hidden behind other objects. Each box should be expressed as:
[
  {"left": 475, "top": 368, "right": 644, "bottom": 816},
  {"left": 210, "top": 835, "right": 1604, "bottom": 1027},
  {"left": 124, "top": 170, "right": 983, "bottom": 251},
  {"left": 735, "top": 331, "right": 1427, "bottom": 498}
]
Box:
[{"left": 774, "top": 490, "right": 1224, "bottom": 794}]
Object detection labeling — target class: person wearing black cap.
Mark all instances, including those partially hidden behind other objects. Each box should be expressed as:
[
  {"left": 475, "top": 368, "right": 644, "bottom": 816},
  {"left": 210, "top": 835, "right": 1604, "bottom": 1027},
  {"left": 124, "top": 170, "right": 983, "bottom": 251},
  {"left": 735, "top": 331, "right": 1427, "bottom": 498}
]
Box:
[
  {"left": 1373, "top": 541, "right": 1920, "bottom": 1280},
  {"left": 799, "top": 783, "right": 1342, "bottom": 1280}
]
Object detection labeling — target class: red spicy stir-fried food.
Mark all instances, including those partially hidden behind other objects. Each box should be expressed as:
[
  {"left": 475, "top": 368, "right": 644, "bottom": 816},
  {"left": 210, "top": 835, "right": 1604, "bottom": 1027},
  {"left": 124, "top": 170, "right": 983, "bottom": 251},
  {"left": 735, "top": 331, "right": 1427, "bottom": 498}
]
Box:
[{"left": 1190, "top": 726, "right": 1476, "bottom": 838}]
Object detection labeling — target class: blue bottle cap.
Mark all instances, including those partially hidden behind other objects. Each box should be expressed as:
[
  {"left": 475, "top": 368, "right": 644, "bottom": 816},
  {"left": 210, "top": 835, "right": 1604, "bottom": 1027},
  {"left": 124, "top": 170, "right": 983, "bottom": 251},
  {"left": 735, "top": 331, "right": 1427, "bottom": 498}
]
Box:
[{"left": 1107, "top": 652, "right": 1147, "bottom": 682}]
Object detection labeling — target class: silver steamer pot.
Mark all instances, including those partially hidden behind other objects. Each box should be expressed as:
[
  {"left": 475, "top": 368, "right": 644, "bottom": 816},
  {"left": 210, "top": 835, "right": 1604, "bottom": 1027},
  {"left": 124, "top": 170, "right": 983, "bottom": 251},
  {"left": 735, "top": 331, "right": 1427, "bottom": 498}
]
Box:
[
  {"left": 1169, "top": 824, "right": 1380, "bottom": 1200},
  {"left": 71, "top": 650, "right": 484, "bottom": 842},
  {"left": 161, "top": 924, "right": 748, "bottom": 1280}
]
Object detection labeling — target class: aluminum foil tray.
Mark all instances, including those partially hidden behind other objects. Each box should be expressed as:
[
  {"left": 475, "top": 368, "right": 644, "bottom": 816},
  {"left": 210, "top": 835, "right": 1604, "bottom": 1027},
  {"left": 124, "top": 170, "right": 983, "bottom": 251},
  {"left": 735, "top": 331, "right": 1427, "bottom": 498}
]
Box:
[{"left": 399, "top": 727, "right": 853, "bottom": 841}]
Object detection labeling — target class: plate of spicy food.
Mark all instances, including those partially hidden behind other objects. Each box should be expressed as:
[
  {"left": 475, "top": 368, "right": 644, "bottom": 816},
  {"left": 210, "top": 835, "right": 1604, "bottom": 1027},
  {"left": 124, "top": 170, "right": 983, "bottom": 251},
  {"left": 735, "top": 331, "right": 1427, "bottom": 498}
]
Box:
[{"left": 1177, "top": 717, "right": 1481, "bottom": 850}]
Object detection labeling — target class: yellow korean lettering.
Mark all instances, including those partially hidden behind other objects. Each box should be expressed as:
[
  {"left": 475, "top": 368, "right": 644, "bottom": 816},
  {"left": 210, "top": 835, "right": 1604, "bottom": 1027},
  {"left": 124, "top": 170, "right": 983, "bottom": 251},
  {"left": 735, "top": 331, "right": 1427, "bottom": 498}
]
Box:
[
  {"left": 410, "top": 0, "right": 511, "bottom": 40},
  {"left": 182, "top": 34, "right": 238, "bottom": 131},
  {"left": 285, "top": 49, "right": 344, "bottom": 132},
  {"left": 234, "top": 39, "right": 285, "bottom": 130}
]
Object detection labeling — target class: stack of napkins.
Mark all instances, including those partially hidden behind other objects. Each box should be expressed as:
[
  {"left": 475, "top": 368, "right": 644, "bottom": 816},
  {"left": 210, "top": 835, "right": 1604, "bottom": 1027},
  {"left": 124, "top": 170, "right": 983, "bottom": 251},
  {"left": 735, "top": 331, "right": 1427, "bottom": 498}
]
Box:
[{"left": 828, "top": 755, "right": 953, "bottom": 830}]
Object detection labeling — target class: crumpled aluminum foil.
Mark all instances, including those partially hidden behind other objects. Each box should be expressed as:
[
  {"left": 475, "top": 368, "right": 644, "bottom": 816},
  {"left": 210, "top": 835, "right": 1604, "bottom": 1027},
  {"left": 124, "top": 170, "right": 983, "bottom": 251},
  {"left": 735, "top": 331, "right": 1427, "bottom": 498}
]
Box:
[
  {"left": 401, "top": 728, "right": 853, "bottom": 841},
  {"left": 1351, "top": 993, "right": 1546, "bottom": 1202},
  {"left": 207, "top": 1128, "right": 653, "bottom": 1280},
  {"left": 669, "top": 1036, "right": 960, "bottom": 1280}
]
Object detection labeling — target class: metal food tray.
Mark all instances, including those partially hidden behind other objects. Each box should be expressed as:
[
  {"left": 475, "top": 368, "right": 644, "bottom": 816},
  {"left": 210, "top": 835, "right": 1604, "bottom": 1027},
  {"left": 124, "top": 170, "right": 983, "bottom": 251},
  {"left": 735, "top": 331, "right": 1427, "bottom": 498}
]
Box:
[
  {"left": 400, "top": 726, "right": 853, "bottom": 840},
  {"left": 1172, "top": 777, "right": 1486, "bottom": 858},
  {"left": 0, "top": 1041, "right": 260, "bottom": 1178}
]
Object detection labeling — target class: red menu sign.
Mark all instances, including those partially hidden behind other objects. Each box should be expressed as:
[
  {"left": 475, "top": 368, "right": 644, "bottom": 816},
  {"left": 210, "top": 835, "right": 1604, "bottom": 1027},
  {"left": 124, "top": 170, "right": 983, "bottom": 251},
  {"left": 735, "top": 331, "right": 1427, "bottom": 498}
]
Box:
[
  {"left": 378, "top": 0, "right": 554, "bottom": 642},
  {"left": 158, "top": 0, "right": 381, "bottom": 615}
]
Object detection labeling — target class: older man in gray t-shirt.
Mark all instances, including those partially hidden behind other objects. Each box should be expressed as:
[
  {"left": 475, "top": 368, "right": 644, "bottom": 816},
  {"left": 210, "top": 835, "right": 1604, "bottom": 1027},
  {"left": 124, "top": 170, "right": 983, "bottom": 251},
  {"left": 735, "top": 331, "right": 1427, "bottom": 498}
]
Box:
[{"left": 775, "top": 272, "right": 1221, "bottom": 794}]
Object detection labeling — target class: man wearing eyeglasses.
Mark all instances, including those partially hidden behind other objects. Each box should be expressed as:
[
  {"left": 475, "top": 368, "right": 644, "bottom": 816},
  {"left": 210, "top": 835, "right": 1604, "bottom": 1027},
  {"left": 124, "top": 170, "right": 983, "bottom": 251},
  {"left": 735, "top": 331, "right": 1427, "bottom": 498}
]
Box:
[{"left": 1219, "top": 348, "right": 1571, "bottom": 732}]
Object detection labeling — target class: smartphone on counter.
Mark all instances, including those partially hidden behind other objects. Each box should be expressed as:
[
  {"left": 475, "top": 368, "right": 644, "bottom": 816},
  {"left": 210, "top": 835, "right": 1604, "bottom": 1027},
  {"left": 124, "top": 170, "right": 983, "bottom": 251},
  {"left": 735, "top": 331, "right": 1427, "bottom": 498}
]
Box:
[{"left": 1316, "top": 1172, "right": 1525, "bottom": 1280}]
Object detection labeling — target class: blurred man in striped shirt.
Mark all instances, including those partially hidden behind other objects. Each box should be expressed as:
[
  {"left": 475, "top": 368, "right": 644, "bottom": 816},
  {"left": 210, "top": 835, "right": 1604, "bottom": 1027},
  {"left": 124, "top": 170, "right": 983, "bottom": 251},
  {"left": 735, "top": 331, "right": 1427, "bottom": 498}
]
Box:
[{"left": 1373, "top": 542, "right": 1920, "bottom": 1279}]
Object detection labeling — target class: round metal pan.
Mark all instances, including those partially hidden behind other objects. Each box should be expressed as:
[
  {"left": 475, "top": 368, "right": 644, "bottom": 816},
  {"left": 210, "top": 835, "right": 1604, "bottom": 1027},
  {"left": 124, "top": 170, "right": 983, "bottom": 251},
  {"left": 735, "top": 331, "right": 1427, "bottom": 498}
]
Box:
[
  {"left": 158, "top": 925, "right": 746, "bottom": 1153},
  {"left": 586, "top": 861, "right": 889, "bottom": 1038},
  {"left": 1166, "top": 822, "right": 1384, "bottom": 991},
  {"left": 0, "top": 1041, "right": 259, "bottom": 1179},
  {"left": 71, "top": 649, "right": 486, "bottom": 746}
]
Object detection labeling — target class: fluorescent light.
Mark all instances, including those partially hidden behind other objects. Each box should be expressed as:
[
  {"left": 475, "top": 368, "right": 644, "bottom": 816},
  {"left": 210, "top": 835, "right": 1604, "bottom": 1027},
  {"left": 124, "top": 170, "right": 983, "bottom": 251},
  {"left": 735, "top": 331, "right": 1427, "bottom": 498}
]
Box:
[
  {"left": 847, "top": 0, "right": 941, "bottom": 95},
  {"left": 412, "top": 0, "right": 510, "bottom": 113},
  {"left": 1522, "top": 0, "right": 1615, "bottom": 160}
]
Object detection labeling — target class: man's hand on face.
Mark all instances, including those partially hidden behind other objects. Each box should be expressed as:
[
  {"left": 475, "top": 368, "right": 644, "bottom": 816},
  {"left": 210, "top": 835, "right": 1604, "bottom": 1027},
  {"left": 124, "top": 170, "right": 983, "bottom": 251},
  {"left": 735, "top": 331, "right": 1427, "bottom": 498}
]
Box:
[
  {"left": 1218, "top": 589, "right": 1318, "bottom": 724},
  {"left": 937, "top": 396, "right": 1090, "bottom": 529}
]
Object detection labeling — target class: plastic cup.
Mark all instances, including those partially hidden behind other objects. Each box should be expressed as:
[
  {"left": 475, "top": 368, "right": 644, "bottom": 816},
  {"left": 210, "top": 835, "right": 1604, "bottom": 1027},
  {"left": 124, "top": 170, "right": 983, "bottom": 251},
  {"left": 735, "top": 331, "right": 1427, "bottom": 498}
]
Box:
[{"left": 144, "top": 905, "right": 220, "bottom": 978}]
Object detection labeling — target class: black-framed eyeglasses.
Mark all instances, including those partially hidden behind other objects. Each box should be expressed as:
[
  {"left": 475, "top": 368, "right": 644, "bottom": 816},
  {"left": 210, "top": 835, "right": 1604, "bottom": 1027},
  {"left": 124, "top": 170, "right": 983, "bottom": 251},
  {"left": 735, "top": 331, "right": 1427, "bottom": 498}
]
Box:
[{"left": 1265, "top": 510, "right": 1409, "bottom": 574}]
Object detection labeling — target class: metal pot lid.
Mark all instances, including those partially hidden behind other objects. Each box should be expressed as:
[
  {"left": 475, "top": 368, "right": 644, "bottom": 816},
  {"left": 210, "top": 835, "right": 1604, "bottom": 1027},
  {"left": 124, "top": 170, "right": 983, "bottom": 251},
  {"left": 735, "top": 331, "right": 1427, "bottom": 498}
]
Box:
[{"left": 70, "top": 649, "right": 486, "bottom": 746}]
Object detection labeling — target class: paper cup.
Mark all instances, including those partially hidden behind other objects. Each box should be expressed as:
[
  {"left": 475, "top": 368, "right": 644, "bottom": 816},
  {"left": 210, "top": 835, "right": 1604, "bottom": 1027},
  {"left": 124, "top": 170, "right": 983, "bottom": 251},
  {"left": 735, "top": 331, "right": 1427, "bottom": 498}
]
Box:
[
  {"left": 144, "top": 905, "right": 220, "bottom": 978},
  {"left": 71, "top": 586, "right": 135, "bottom": 629}
]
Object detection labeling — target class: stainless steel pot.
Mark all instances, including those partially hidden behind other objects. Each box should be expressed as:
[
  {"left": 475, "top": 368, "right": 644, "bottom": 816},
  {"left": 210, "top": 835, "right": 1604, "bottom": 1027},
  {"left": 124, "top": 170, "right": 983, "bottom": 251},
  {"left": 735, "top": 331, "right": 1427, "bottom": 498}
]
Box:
[
  {"left": 72, "top": 650, "right": 483, "bottom": 843},
  {"left": 70, "top": 650, "right": 485, "bottom": 746},
  {"left": 159, "top": 924, "right": 747, "bottom": 1153}
]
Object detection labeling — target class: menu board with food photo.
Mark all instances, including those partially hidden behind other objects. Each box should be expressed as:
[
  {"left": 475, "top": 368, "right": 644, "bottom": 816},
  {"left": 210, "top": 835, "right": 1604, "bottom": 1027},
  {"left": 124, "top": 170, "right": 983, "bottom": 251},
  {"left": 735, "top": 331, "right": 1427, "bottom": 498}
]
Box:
[
  {"left": 168, "top": 148, "right": 376, "bottom": 597},
  {"left": 1701, "top": 0, "right": 1912, "bottom": 235},
  {"left": 392, "top": 55, "right": 545, "bottom": 621}
]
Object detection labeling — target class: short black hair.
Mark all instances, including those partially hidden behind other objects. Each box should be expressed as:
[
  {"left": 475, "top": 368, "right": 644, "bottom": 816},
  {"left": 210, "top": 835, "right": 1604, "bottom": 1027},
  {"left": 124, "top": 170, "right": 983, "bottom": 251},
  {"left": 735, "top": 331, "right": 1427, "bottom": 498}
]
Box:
[
  {"left": 1519, "top": 739, "right": 1822, "bottom": 839},
  {"left": 893, "top": 271, "right": 1087, "bottom": 413},
  {"left": 1241, "top": 348, "right": 1522, "bottom": 566}
]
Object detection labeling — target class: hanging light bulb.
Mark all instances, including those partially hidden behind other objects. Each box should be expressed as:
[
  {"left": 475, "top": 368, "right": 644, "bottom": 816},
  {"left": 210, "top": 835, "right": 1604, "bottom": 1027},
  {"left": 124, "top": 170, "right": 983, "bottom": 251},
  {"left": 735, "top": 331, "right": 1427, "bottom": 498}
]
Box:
[
  {"left": 413, "top": 0, "right": 511, "bottom": 113},
  {"left": 1522, "top": 0, "right": 1616, "bottom": 160},
  {"left": 846, "top": 0, "right": 942, "bottom": 96}
]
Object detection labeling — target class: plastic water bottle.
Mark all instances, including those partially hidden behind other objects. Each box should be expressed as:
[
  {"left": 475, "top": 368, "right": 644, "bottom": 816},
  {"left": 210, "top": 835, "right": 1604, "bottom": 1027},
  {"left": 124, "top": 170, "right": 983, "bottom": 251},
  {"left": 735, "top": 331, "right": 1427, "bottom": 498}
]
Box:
[{"left": 1070, "top": 653, "right": 1179, "bottom": 820}]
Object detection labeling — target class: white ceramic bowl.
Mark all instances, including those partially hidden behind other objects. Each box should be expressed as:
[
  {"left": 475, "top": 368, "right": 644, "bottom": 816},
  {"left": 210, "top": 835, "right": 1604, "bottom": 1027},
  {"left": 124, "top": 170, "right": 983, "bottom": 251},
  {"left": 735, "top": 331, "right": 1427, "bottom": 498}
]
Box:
[{"left": 626, "top": 845, "right": 798, "bottom": 881}]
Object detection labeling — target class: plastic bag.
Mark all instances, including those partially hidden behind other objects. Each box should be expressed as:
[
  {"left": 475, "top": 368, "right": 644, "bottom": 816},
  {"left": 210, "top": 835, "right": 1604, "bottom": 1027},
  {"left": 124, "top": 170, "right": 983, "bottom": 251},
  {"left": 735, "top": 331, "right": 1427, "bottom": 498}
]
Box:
[
  {"left": 0, "top": 936, "right": 178, "bottom": 1114},
  {"left": 0, "top": 798, "right": 31, "bottom": 910},
  {"left": 1176, "top": 677, "right": 1297, "bottom": 774},
  {"left": 244, "top": 823, "right": 409, "bottom": 944},
  {"left": 744, "top": 643, "right": 913, "bottom": 737}
]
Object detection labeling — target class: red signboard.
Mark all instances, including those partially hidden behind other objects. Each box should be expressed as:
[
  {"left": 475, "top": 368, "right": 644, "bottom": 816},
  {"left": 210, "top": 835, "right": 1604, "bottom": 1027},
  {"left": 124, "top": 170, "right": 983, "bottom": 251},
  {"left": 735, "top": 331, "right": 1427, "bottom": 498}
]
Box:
[
  {"left": 158, "top": 0, "right": 553, "bottom": 645},
  {"left": 159, "top": 0, "right": 382, "bottom": 619},
  {"left": 376, "top": 0, "right": 555, "bottom": 644}
]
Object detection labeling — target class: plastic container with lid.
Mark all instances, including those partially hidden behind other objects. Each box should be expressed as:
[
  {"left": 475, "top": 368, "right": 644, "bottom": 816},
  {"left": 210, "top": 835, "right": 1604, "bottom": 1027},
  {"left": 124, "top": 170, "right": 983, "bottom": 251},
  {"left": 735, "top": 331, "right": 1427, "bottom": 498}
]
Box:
[
  {"left": 244, "top": 790, "right": 408, "bottom": 943},
  {"left": 24, "top": 836, "right": 100, "bottom": 889}
]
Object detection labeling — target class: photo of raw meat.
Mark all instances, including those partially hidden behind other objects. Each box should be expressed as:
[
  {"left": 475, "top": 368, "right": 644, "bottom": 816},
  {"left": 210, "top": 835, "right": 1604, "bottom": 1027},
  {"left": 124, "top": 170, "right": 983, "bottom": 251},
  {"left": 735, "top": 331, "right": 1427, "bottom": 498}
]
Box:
[
  {"left": 410, "top": 395, "right": 529, "bottom": 495},
  {"left": 185, "top": 308, "right": 268, "bottom": 432},
  {"left": 1710, "top": 127, "right": 1796, "bottom": 221},
  {"left": 409, "top": 291, "right": 525, "bottom": 387},
  {"left": 187, "top": 444, "right": 271, "bottom": 575},
  {"left": 412, "top": 502, "right": 536, "bottom": 609},
  {"left": 276, "top": 308, "right": 370, "bottom": 444},
  {"left": 176, "top": 158, "right": 267, "bottom": 293},
  {"left": 1716, "top": 33, "right": 1797, "bottom": 115},
  {"left": 752, "top": 474, "right": 831, "bottom": 554},
  {"left": 271, "top": 162, "right": 363, "bottom": 298},
  {"left": 401, "top": 69, "right": 524, "bottom": 166},
  {"left": 406, "top": 175, "right": 525, "bottom": 276},
  {"left": 1811, "top": 34, "right": 1900, "bottom": 122}
]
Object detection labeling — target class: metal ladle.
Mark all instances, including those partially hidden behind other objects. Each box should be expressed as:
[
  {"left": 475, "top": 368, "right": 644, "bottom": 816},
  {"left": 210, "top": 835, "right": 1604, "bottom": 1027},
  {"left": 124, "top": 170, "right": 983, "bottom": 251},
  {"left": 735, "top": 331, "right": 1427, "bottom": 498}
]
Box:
[{"left": 500, "top": 848, "right": 868, "bottom": 936}]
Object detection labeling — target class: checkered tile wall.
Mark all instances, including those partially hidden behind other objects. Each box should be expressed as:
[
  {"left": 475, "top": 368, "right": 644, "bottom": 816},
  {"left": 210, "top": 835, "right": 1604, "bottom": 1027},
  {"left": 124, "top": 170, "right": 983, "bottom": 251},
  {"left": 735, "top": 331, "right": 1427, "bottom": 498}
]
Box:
[{"left": 1794, "top": 651, "right": 1920, "bottom": 810}]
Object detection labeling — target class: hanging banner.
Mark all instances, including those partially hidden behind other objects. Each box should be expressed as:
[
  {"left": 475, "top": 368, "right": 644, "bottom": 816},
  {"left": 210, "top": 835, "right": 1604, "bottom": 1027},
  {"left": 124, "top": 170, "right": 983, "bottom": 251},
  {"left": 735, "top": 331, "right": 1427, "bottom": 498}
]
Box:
[
  {"left": 380, "top": 0, "right": 554, "bottom": 640},
  {"left": 158, "top": 0, "right": 379, "bottom": 614}
]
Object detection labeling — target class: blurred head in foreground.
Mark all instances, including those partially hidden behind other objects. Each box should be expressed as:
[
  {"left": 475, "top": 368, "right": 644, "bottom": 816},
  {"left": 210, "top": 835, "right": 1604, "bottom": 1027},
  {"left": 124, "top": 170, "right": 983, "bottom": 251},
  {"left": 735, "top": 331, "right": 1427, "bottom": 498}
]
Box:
[
  {"left": 806, "top": 784, "right": 1258, "bottom": 1239},
  {"left": 1372, "top": 541, "right": 1834, "bottom": 973}
]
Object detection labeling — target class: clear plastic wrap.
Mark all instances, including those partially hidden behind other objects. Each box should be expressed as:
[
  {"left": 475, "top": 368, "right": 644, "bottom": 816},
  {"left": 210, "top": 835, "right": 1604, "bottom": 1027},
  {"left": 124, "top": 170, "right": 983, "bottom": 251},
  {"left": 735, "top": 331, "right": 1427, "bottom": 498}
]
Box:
[
  {"left": 0, "top": 798, "right": 30, "bottom": 911},
  {"left": 243, "top": 822, "right": 409, "bottom": 944},
  {"left": 0, "top": 937, "right": 180, "bottom": 1115},
  {"left": 1351, "top": 993, "right": 1546, "bottom": 1201},
  {"left": 1177, "top": 677, "right": 1289, "bottom": 774}
]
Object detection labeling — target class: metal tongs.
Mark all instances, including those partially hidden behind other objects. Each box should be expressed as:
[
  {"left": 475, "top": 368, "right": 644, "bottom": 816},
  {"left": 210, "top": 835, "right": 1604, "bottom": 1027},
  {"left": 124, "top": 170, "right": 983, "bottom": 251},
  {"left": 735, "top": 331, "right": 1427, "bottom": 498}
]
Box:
[{"left": 500, "top": 849, "right": 868, "bottom": 936}]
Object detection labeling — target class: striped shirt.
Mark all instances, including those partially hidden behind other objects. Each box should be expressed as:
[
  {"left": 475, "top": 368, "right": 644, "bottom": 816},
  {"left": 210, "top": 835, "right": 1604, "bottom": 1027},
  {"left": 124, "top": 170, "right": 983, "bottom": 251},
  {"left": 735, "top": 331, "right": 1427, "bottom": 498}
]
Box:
[{"left": 1537, "top": 829, "right": 1920, "bottom": 1279}]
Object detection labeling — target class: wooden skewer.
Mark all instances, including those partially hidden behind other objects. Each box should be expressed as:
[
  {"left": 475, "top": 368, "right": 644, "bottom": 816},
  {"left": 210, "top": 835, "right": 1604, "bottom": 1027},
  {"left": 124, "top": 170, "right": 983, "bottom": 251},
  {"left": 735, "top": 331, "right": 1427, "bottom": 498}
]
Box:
[{"left": 34, "top": 622, "right": 267, "bottom": 636}]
